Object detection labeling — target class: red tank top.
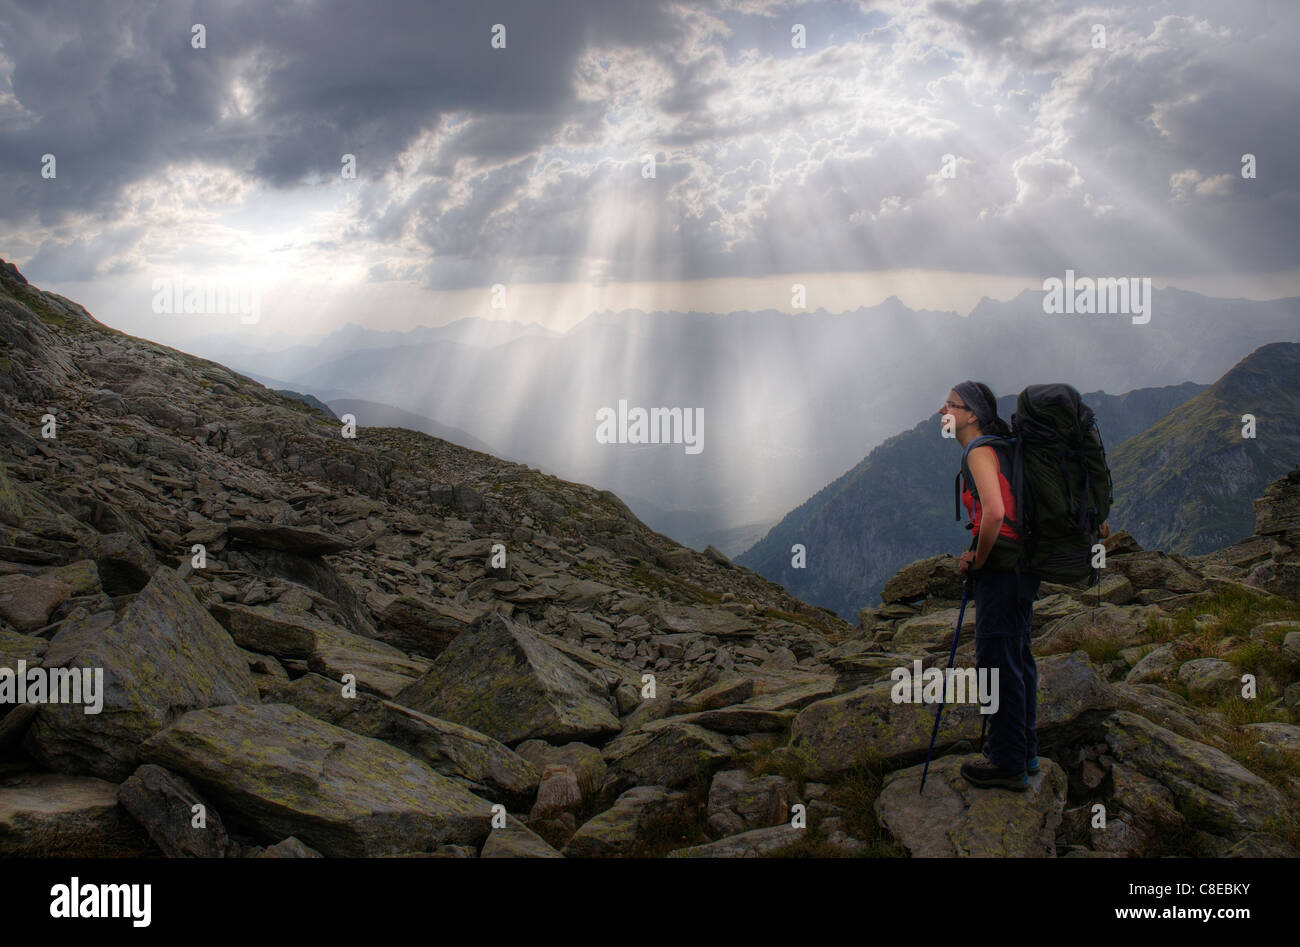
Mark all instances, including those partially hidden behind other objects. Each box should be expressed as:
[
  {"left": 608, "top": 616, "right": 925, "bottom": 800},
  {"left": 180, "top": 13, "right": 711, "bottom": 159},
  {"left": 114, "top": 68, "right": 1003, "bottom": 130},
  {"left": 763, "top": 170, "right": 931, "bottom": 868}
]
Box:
[{"left": 961, "top": 445, "right": 1023, "bottom": 540}]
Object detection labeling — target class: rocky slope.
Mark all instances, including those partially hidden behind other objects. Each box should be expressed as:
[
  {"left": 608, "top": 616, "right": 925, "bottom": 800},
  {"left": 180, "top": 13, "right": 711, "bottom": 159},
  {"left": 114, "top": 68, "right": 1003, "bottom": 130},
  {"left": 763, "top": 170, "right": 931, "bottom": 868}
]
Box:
[{"left": 0, "top": 257, "right": 1297, "bottom": 858}]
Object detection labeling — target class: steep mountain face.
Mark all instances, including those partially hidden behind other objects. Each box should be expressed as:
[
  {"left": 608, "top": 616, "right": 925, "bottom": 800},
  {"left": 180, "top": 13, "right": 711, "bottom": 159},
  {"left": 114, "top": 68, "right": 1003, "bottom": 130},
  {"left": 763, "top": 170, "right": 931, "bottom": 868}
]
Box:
[
  {"left": 0, "top": 259, "right": 1296, "bottom": 860},
  {"left": 736, "top": 384, "right": 1207, "bottom": 621},
  {"left": 1107, "top": 342, "right": 1300, "bottom": 555}
]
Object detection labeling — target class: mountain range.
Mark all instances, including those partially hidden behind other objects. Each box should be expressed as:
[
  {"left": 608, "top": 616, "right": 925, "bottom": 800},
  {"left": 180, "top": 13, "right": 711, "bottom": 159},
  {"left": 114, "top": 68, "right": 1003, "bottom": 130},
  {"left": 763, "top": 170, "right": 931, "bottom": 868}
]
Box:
[{"left": 197, "top": 291, "right": 1299, "bottom": 560}]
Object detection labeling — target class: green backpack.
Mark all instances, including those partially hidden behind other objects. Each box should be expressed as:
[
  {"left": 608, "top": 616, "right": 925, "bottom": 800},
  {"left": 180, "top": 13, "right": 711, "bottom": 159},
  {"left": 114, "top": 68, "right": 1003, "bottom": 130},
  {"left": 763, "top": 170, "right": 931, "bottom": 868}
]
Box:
[{"left": 1010, "top": 384, "right": 1114, "bottom": 585}]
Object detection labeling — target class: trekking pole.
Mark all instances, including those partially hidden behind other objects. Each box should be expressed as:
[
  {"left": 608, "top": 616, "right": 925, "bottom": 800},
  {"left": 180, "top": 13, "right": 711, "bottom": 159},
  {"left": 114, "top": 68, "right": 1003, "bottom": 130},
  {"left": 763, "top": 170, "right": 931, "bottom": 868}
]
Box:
[{"left": 919, "top": 571, "right": 974, "bottom": 794}]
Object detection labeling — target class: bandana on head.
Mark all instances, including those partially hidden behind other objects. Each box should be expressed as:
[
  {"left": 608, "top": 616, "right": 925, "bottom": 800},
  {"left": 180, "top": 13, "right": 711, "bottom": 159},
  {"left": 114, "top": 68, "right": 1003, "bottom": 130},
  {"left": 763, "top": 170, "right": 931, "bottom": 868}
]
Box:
[{"left": 952, "top": 380, "right": 996, "bottom": 429}]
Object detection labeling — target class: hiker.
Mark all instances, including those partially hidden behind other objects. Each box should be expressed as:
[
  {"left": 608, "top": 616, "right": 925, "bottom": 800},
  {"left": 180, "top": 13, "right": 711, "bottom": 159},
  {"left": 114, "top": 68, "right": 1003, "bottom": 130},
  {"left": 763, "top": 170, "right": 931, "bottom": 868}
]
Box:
[
  {"left": 938, "top": 381, "right": 1111, "bottom": 792},
  {"left": 942, "top": 381, "right": 1041, "bottom": 791}
]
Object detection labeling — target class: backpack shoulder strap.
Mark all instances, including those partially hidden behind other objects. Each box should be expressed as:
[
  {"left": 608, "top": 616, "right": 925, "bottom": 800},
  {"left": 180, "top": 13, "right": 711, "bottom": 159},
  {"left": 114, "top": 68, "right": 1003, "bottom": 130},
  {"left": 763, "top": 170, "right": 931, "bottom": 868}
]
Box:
[
  {"left": 956, "top": 437, "right": 1001, "bottom": 520},
  {"left": 961, "top": 434, "right": 1003, "bottom": 464},
  {"left": 960, "top": 435, "right": 1007, "bottom": 489}
]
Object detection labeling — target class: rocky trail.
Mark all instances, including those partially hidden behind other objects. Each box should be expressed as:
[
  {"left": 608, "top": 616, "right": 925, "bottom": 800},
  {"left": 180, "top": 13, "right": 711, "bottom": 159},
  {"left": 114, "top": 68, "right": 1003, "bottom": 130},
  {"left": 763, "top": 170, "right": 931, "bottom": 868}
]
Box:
[{"left": 1, "top": 257, "right": 1297, "bottom": 858}]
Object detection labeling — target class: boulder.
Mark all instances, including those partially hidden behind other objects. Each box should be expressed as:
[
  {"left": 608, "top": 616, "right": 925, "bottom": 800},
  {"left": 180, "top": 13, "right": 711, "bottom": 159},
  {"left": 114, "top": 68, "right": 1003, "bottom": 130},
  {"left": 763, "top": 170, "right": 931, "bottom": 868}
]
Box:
[
  {"left": 0, "top": 628, "right": 48, "bottom": 670},
  {"left": 481, "top": 817, "right": 563, "bottom": 858},
  {"left": 873, "top": 756, "right": 1068, "bottom": 857},
  {"left": 0, "top": 770, "right": 151, "bottom": 856},
  {"left": 1068, "top": 572, "right": 1134, "bottom": 605},
  {"left": 1282, "top": 632, "right": 1300, "bottom": 669},
  {"left": 1034, "top": 604, "right": 1160, "bottom": 656},
  {"left": 1105, "top": 551, "right": 1206, "bottom": 593},
  {"left": 881, "top": 556, "right": 963, "bottom": 604},
  {"left": 1177, "top": 658, "right": 1242, "bottom": 701},
  {"left": 0, "top": 573, "right": 70, "bottom": 632},
  {"left": 140, "top": 702, "right": 494, "bottom": 857},
  {"left": 1125, "top": 643, "right": 1179, "bottom": 685},
  {"left": 514, "top": 740, "right": 607, "bottom": 800},
  {"left": 1243, "top": 722, "right": 1300, "bottom": 764},
  {"left": 371, "top": 594, "right": 482, "bottom": 659},
  {"left": 601, "top": 718, "right": 736, "bottom": 793},
  {"left": 118, "top": 763, "right": 232, "bottom": 858},
  {"left": 563, "top": 786, "right": 688, "bottom": 857},
  {"left": 260, "top": 837, "right": 324, "bottom": 858},
  {"left": 529, "top": 765, "right": 583, "bottom": 821},
  {"left": 1109, "top": 761, "right": 1183, "bottom": 828},
  {"left": 45, "top": 560, "right": 102, "bottom": 597},
  {"left": 659, "top": 603, "right": 756, "bottom": 638},
  {"left": 706, "top": 768, "right": 796, "bottom": 838},
  {"left": 674, "top": 675, "right": 754, "bottom": 714},
  {"left": 397, "top": 611, "right": 620, "bottom": 746},
  {"left": 1102, "top": 710, "right": 1286, "bottom": 837},
  {"left": 25, "top": 566, "right": 259, "bottom": 780},
  {"left": 1112, "top": 683, "right": 1224, "bottom": 744}
]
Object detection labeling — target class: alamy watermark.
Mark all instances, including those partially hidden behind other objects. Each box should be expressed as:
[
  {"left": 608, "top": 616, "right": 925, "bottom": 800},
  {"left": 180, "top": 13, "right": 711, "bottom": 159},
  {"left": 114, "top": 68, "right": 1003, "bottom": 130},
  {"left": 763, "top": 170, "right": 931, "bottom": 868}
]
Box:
[
  {"left": 595, "top": 399, "right": 703, "bottom": 455},
  {"left": 151, "top": 274, "right": 260, "bottom": 324},
  {"left": 890, "top": 659, "right": 999, "bottom": 714},
  {"left": 0, "top": 661, "right": 104, "bottom": 714},
  {"left": 50, "top": 877, "right": 151, "bottom": 927},
  {"left": 1042, "top": 269, "right": 1151, "bottom": 324}
]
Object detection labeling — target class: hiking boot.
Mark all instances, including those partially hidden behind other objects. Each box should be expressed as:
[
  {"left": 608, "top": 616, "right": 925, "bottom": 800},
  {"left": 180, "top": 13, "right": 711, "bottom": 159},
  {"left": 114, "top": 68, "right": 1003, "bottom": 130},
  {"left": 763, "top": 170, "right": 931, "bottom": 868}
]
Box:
[
  {"left": 981, "top": 745, "right": 1039, "bottom": 773},
  {"left": 961, "top": 757, "right": 1029, "bottom": 790}
]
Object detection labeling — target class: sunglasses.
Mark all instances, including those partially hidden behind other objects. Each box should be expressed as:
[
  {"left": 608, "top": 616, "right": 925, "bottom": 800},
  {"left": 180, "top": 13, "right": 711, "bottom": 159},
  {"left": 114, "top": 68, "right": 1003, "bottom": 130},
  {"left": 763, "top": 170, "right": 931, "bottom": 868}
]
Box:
[{"left": 942, "top": 400, "right": 969, "bottom": 412}]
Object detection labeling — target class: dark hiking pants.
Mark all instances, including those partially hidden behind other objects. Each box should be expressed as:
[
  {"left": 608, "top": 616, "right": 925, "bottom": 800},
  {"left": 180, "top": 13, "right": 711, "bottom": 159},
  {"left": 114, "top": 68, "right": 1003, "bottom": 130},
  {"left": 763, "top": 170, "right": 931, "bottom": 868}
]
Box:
[{"left": 973, "top": 565, "right": 1041, "bottom": 771}]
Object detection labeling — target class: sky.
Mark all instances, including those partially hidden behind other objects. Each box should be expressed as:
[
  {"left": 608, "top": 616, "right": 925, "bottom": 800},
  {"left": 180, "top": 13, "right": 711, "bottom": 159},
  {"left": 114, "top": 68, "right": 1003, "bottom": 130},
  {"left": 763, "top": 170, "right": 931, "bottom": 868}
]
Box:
[{"left": 1, "top": 0, "right": 1297, "bottom": 351}]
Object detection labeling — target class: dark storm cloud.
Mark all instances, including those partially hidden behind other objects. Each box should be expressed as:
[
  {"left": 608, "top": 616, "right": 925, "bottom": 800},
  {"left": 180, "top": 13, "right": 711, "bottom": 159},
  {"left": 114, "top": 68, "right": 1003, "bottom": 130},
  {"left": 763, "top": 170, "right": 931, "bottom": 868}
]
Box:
[
  {"left": 1, "top": 0, "right": 1297, "bottom": 288},
  {"left": 0, "top": 0, "right": 685, "bottom": 215}
]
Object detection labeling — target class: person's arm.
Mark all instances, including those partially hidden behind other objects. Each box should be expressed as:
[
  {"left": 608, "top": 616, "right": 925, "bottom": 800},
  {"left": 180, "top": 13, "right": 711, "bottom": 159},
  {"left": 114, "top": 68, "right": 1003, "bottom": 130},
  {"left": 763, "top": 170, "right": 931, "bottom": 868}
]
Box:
[{"left": 968, "top": 446, "right": 1004, "bottom": 570}]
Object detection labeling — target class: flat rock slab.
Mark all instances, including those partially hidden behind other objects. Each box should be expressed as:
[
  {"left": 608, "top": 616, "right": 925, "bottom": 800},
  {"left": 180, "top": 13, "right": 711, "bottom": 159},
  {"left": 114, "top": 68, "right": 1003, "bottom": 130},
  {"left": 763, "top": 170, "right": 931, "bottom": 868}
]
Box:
[
  {"left": 874, "top": 756, "right": 1068, "bottom": 857},
  {"left": 0, "top": 770, "right": 152, "bottom": 856},
  {"left": 667, "top": 823, "right": 805, "bottom": 857},
  {"left": 227, "top": 522, "right": 350, "bottom": 555},
  {"left": 1103, "top": 710, "right": 1286, "bottom": 836},
  {"left": 140, "top": 702, "right": 495, "bottom": 857},
  {"left": 1034, "top": 604, "right": 1162, "bottom": 656},
  {"left": 892, "top": 608, "right": 974, "bottom": 652},
  {"left": 25, "top": 566, "right": 259, "bottom": 780},
  {"left": 788, "top": 650, "right": 1113, "bottom": 780},
  {"left": 659, "top": 604, "right": 757, "bottom": 638},
  {"left": 266, "top": 673, "right": 539, "bottom": 807},
  {"left": 398, "top": 611, "right": 620, "bottom": 746},
  {"left": 210, "top": 603, "right": 428, "bottom": 698}
]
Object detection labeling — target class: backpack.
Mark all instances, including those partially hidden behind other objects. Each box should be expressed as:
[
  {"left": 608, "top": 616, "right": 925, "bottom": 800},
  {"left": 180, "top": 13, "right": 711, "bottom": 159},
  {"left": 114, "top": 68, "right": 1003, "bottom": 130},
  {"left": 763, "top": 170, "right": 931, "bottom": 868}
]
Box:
[{"left": 955, "top": 384, "right": 1113, "bottom": 585}]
